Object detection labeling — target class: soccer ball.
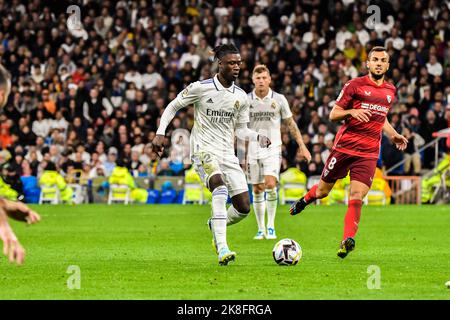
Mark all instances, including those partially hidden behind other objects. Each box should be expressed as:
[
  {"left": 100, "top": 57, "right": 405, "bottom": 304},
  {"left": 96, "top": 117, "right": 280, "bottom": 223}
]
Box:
[{"left": 272, "top": 238, "right": 302, "bottom": 266}]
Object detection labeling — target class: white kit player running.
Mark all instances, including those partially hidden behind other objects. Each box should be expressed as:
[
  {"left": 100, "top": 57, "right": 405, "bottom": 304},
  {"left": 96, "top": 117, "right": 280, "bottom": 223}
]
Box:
[
  {"left": 247, "top": 65, "right": 311, "bottom": 240},
  {"left": 152, "top": 44, "right": 271, "bottom": 265}
]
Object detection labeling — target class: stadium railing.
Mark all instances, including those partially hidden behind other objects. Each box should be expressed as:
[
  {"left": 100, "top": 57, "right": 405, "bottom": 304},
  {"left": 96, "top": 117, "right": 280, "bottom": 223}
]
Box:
[
  {"left": 385, "top": 129, "right": 449, "bottom": 176},
  {"left": 383, "top": 175, "right": 421, "bottom": 205}
]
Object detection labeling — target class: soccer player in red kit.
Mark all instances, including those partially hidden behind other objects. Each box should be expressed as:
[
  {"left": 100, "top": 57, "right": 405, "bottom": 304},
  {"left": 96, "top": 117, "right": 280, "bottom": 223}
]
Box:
[{"left": 289, "top": 47, "right": 408, "bottom": 258}]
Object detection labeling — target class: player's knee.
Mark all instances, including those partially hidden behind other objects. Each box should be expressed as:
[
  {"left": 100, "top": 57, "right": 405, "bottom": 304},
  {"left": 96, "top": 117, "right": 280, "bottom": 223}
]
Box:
[
  {"left": 264, "top": 180, "right": 277, "bottom": 190},
  {"left": 208, "top": 174, "right": 225, "bottom": 191},
  {"left": 253, "top": 184, "right": 265, "bottom": 194},
  {"left": 349, "top": 190, "right": 365, "bottom": 200},
  {"left": 234, "top": 201, "right": 251, "bottom": 214}
]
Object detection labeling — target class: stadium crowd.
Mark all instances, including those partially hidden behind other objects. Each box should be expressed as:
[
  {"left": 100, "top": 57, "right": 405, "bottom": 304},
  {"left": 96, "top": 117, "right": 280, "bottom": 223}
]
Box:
[{"left": 0, "top": 0, "right": 449, "bottom": 199}]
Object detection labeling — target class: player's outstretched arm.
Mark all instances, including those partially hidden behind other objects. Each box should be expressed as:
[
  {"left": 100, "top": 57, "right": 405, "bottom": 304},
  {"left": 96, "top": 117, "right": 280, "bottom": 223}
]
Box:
[
  {"left": 1, "top": 199, "right": 41, "bottom": 224},
  {"left": 282, "top": 117, "right": 311, "bottom": 162},
  {"left": 0, "top": 207, "right": 25, "bottom": 265},
  {"left": 329, "top": 104, "right": 372, "bottom": 122},
  {"left": 152, "top": 99, "right": 186, "bottom": 155},
  {"left": 152, "top": 83, "right": 199, "bottom": 155},
  {"left": 235, "top": 123, "right": 271, "bottom": 148},
  {"left": 382, "top": 118, "right": 408, "bottom": 151}
]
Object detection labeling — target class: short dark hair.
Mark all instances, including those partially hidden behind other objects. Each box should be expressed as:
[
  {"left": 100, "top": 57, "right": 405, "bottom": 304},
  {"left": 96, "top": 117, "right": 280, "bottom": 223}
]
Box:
[
  {"left": 45, "top": 161, "right": 57, "bottom": 171},
  {"left": 211, "top": 44, "right": 239, "bottom": 61},
  {"left": 0, "top": 64, "right": 11, "bottom": 90},
  {"left": 368, "top": 46, "right": 389, "bottom": 60}
]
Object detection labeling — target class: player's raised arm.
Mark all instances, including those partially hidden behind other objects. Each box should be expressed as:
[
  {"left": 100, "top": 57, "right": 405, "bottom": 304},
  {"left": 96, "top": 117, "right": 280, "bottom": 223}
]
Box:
[
  {"left": 282, "top": 117, "right": 311, "bottom": 162},
  {"left": 382, "top": 118, "right": 408, "bottom": 151},
  {"left": 152, "top": 82, "right": 200, "bottom": 154}
]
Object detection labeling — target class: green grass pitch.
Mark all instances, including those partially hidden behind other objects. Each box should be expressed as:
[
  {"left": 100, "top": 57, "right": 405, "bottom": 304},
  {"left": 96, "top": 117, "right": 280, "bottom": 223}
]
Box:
[{"left": 1, "top": 204, "right": 449, "bottom": 300}]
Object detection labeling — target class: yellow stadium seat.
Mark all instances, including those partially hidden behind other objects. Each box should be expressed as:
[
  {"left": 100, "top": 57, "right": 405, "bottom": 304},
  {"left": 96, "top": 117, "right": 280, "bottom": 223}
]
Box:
[
  {"left": 279, "top": 167, "right": 307, "bottom": 204},
  {"left": 183, "top": 166, "right": 210, "bottom": 204},
  {"left": 39, "top": 184, "right": 61, "bottom": 204}
]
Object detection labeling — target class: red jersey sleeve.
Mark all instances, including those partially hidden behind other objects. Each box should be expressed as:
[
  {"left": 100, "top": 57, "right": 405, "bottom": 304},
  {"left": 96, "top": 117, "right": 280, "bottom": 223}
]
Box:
[{"left": 335, "top": 80, "right": 356, "bottom": 110}]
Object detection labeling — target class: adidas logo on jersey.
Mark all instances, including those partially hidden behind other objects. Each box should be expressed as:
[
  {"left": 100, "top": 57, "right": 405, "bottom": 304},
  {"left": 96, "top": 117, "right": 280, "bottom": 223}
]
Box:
[{"left": 206, "top": 98, "right": 214, "bottom": 103}]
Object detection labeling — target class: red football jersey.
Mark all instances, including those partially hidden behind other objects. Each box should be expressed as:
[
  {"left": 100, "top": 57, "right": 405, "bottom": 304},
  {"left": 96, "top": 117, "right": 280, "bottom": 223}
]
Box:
[{"left": 333, "top": 75, "right": 396, "bottom": 159}]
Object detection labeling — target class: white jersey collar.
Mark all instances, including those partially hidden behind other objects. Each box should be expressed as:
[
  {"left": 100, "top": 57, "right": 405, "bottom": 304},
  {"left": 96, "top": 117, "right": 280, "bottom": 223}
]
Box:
[
  {"left": 252, "top": 88, "right": 273, "bottom": 101},
  {"left": 212, "top": 74, "right": 235, "bottom": 93}
]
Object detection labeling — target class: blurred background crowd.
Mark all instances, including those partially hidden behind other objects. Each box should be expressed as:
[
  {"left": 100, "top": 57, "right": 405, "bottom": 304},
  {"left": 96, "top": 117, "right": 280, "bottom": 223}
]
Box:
[{"left": 0, "top": 0, "right": 449, "bottom": 196}]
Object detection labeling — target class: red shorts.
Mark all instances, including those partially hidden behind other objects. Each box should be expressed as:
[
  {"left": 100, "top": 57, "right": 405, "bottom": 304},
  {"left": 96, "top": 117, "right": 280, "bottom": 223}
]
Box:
[{"left": 321, "top": 149, "right": 377, "bottom": 188}]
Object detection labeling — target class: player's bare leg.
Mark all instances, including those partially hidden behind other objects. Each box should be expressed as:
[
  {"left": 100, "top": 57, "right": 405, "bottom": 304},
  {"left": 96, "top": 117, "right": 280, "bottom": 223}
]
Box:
[
  {"left": 264, "top": 175, "right": 278, "bottom": 239},
  {"left": 252, "top": 183, "right": 266, "bottom": 239},
  {"left": 290, "top": 179, "right": 335, "bottom": 215},
  {"left": 228, "top": 191, "right": 251, "bottom": 226},
  {"left": 207, "top": 174, "right": 236, "bottom": 265},
  {"left": 337, "top": 180, "right": 369, "bottom": 259}
]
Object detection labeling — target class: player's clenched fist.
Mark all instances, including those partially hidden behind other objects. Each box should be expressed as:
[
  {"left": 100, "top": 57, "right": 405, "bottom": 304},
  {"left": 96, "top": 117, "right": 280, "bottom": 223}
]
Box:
[
  {"left": 151, "top": 134, "right": 165, "bottom": 157},
  {"left": 350, "top": 109, "right": 372, "bottom": 122},
  {"left": 257, "top": 135, "right": 271, "bottom": 148}
]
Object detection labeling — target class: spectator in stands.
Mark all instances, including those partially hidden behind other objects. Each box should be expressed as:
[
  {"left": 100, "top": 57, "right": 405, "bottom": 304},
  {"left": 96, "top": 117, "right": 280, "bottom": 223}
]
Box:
[
  {"left": 157, "top": 158, "right": 175, "bottom": 176},
  {"left": 402, "top": 127, "right": 425, "bottom": 175},
  {"left": 381, "top": 134, "right": 404, "bottom": 174},
  {"left": 128, "top": 151, "right": 142, "bottom": 177},
  {"left": 248, "top": 6, "right": 269, "bottom": 37},
  {"left": 420, "top": 109, "right": 447, "bottom": 168},
  {"left": 32, "top": 110, "right": 50, "bottom": 138},
  {"left": 104, "top": 147, "right": 118, "bottom": 177}
]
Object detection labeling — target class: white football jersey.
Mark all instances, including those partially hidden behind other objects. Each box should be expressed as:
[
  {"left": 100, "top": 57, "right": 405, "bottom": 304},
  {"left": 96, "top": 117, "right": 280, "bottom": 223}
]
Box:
[
  {"left": 174, "top": 74, "right": 250, "bottom": 161},
  {"left": 248, "top": 88, "right": 292, "bottom": 159}
]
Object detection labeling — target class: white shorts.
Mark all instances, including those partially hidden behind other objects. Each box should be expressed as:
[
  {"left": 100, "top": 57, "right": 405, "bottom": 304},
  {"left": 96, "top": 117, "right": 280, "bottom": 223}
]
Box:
[
  {"left": 247, "top": 153, "right": 281, "bottom": 185},
  {"left": 191, "top": 152, "right": 248, "bottom": 197}
]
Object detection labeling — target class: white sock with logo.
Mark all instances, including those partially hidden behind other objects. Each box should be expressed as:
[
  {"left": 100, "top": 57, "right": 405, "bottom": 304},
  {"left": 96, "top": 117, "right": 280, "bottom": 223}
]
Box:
[
  {"left": 252, "top": 192, "right": 266, "bottom": 232},
  {"left": 211, "top": 185, "right": 228, "bottom": 251},
  {"left": 266, "top": 188, "right": 278, "bottom": 230}
]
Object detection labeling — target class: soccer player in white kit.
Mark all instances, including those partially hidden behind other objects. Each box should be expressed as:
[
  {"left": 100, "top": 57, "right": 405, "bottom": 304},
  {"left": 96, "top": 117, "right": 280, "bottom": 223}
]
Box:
[
  {"left": 152, "top": 44, "right": 271, "bottom": 265},
  {"left": 247, "top": 65, "right": 311, "bottom": 240}
]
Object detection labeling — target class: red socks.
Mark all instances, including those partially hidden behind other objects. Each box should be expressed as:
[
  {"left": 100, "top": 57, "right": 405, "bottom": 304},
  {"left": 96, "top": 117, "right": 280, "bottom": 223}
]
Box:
[
  {"left": 343, "top": 199, "right": 363, "bottom": 240},
  {"left": 304, "top": 184, "right": 318, "bottom": 204}
]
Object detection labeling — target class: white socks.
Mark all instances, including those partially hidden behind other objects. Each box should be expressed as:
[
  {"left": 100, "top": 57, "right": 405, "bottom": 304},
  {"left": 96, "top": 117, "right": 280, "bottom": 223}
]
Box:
[
  {"left": 211, "top": 185, "right": 228, "bottom": 251},
  {"left": 266, "top": 188, "right": 278, "bottom": 230},
  {"left": 253, "top": 192, "right": 266, "bottom": 232},
  {"left": 227, "top": 205, "right": 248, "bottom": 226}
]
